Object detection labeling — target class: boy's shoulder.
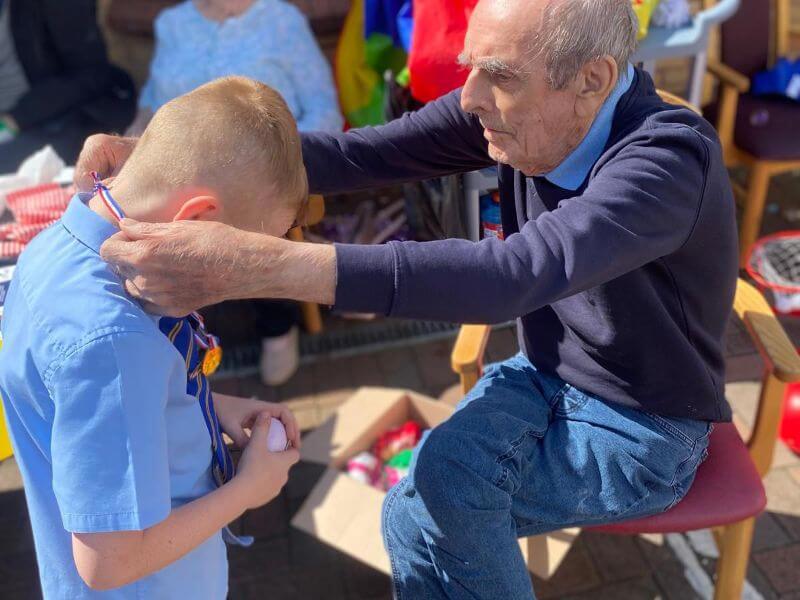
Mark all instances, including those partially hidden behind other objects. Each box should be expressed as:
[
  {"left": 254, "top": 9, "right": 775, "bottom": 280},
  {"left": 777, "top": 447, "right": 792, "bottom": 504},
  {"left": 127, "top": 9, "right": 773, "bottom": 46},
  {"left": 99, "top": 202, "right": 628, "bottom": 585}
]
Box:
[{"left": 6, "top": 219, "right": 163, "bottom": 374}]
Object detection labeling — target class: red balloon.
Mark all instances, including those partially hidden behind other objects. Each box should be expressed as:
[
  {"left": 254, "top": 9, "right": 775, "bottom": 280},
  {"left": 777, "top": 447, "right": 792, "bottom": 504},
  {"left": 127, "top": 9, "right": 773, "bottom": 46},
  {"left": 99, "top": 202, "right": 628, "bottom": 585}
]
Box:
[{"left": 780, "top": 381, "right": 800, "bottom": 454}]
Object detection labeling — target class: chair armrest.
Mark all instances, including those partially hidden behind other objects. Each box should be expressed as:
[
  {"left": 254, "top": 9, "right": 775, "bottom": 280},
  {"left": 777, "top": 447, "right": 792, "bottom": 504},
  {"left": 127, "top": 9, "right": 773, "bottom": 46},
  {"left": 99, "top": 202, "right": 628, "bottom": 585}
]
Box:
[
  {"left": 656, "top": 89, "right": 701, "bottom": 115},
  {"left": 706, "top": 60, "right": 750, "bottom": 93},
  {"left": 451, "top": 325, "right": 491, "bottom": 373},
  {"left": 451, "top": 325, "right": 491, "bottom": 394},
  {"left": 307, "top": 195, "right": 325, "bottom": 227},
  {"left": 734, "top": 280, "right": 800, "bottom": 383}
]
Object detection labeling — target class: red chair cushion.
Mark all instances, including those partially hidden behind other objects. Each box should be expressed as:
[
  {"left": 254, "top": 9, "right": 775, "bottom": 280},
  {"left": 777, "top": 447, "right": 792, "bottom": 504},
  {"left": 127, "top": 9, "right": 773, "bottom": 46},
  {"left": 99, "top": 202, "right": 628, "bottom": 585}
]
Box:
[{"left": 592, "top": 423, "right": 766, "bottom": 534}]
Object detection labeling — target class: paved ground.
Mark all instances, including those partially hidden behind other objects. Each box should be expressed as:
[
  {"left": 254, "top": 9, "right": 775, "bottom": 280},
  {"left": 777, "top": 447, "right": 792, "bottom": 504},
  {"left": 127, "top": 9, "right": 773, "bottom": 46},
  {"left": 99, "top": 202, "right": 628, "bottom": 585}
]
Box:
[{"left": 1, "top": 310, "right": 799, "bottom": 599}]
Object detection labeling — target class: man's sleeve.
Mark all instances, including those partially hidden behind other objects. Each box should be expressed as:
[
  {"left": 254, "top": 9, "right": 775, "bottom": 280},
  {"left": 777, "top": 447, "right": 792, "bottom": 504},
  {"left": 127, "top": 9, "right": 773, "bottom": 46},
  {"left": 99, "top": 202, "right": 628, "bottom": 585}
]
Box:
[
  {"left": 301, "top": 89, "right": 494, "bottom": 195},
  {"left": 334, "top": 126, "right": 711, "bottom": 323},
  {"left": 49, "top": 331, "right": 176, "bottom": 533}
]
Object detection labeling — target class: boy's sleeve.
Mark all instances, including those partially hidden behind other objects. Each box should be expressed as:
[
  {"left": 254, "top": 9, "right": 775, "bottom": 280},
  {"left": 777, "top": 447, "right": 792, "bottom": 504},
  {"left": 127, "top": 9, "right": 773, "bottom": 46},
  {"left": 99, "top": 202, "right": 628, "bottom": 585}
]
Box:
[{"left": 49, "top": 330, "right": 177, "bottom": 533}]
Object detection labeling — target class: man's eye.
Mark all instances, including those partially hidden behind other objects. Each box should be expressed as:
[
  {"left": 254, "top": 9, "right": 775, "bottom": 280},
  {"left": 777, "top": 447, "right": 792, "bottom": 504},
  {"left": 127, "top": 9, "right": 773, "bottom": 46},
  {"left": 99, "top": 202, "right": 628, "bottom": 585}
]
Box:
[{"left": 491, "top": 72, "right": 513, "bottom": 84}]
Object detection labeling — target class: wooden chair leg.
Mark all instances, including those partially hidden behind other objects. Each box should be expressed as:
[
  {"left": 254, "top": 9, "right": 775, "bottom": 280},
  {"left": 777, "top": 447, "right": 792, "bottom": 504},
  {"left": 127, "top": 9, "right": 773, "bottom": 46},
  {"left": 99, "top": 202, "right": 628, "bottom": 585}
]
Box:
[
  {"left": 519, "top": 530, "right": 581, "bottom": 579},
  {"left": 458, "top": 368, "right": 481, "bottom": 397},
  {"left": 299, "top": 299, "right": 323, "bottom": 334},
  {"left": 739, "top": 162, "right": 771, "bottom": 268},
  {"left": 713, "top": 517, "right": 756, "bottom": 600},
  {"left": 288, "top": 227, "right": 324, "bottom": 334}
]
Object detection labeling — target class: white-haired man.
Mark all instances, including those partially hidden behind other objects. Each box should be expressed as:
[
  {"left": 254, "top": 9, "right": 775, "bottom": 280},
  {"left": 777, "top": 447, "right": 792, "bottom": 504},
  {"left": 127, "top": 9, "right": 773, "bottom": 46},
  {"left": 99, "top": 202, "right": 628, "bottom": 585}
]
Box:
[{"left": 76, "top": 0, "right": 738, "bottom": 597}]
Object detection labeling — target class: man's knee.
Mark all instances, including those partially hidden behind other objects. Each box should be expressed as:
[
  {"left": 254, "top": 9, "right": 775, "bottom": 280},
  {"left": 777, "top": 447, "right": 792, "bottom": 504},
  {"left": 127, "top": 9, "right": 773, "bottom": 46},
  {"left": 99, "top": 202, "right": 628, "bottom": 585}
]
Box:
[
  {"left": 411, "top": 423, "right": 503, "bottom": 520},
  {"left": 382, "top": 478, "right": 419, "bottom": 551}
]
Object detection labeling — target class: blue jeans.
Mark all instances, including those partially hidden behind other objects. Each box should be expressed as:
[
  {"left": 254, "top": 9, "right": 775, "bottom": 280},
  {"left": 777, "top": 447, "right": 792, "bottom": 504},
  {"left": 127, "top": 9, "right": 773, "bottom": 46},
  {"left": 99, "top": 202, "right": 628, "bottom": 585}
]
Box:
[{"left": 381, "top": 353, "right": 712, "bottom": 599}]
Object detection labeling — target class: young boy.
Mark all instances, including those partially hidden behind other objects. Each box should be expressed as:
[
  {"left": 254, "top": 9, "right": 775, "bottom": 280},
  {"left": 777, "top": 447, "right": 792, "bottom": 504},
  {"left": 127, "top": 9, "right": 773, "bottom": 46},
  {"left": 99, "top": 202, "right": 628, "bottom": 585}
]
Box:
[{"left": 0, "top": 77, "right": 306, "bottom": 598}]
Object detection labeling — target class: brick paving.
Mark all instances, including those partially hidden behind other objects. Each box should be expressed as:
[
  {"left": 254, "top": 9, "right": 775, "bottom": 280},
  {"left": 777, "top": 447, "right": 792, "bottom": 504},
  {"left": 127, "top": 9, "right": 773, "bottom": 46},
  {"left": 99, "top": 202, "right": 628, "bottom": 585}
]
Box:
[{"left": 1, "top": 313, "right": 798, "bottom": 599}]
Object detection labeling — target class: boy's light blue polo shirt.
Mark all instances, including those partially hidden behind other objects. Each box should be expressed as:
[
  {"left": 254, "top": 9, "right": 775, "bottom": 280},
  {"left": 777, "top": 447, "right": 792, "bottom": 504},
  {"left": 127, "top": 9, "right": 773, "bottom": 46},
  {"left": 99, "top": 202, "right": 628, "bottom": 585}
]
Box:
[{"left": 0, "top": 195, "right": 227, "bottom": 599}]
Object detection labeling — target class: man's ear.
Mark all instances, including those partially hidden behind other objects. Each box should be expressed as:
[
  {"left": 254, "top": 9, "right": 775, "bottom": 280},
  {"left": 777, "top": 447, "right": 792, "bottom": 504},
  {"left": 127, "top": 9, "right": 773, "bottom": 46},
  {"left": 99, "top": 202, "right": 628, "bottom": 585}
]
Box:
[
  {"left": 173, "top": 195, "right": 222, "bottom": 222},
  {"left": 574, "top": 56, "right": 618, "bottom": 117}
]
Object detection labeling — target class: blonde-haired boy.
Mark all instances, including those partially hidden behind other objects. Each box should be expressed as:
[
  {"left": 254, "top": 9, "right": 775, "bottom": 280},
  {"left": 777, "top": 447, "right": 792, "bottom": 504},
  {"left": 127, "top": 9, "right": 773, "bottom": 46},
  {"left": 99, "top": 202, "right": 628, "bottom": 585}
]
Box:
[{"left": 0, "top": 77, "right": 304, "bottom": 599}]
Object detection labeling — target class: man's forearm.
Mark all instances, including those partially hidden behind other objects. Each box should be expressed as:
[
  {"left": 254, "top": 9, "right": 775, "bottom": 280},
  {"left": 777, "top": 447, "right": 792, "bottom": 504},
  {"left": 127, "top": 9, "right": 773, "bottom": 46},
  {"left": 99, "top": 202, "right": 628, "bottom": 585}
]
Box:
[
  {"left": 73, "top": 479, "right": 249, "bottom": 590},
  {"left": 246, "top": 236, "right": 337, "bottom": 306}
]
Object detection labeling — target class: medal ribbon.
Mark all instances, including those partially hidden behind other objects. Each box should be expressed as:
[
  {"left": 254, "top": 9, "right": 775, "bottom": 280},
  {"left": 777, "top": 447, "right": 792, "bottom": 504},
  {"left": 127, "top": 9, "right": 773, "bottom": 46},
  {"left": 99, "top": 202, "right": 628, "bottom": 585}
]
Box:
[
  {"left": 91, "top": 173, "right": 223, "bottom": 375},
  {"left": 91, "top": 173, "right": 233, "bottom": 486}
]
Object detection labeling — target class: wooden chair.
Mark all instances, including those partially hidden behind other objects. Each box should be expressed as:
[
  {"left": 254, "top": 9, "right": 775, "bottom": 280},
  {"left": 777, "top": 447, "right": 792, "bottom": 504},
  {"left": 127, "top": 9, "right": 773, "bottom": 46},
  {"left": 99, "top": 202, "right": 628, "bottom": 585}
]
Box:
[
  {"left": 451, "top": 278, "right": 800, "bottom": 598},
  {"left": 702, "top": 0, "right": 800, "bottom": 266},
  {"left": 287, "top": 194, "right": 326, "bottom": 334}
]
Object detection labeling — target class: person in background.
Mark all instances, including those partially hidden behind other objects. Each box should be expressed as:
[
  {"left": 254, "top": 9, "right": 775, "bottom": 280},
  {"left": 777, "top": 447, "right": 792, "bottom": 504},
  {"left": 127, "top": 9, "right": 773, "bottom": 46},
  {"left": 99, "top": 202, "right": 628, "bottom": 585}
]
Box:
[
  {"left": 0, "top": 0, "right": 135, "bottom": 172},
  {"left": 126, "top": 0, "right": 344, "bottom": 385},
  {"left": 126, "top": 0, "right": 344, "bottom": 135}
]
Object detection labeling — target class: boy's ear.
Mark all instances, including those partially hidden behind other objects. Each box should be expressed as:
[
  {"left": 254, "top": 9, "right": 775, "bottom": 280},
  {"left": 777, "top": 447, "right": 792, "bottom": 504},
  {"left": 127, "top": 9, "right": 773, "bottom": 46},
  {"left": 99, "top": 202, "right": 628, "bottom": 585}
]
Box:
[{"left": 173, "top": 195, "right": 221, "bottom": 222}]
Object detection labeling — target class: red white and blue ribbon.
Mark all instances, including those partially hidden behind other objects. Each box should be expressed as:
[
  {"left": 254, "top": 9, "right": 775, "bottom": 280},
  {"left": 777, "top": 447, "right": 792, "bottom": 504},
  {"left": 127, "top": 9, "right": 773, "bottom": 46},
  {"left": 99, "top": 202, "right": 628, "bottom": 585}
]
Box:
[
  {"left": 89, "top": 172, "right": 221, "bottom": 365},
  {"left": 91, "top": 172, "right": 126, "bottom": 222}
]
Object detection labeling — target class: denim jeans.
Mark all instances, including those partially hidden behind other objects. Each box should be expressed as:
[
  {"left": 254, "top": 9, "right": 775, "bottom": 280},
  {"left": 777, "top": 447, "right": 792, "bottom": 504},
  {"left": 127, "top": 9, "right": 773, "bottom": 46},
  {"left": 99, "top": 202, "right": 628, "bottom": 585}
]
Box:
[{"left": 382, "top": 353, "right": 712, "bottom": 599}]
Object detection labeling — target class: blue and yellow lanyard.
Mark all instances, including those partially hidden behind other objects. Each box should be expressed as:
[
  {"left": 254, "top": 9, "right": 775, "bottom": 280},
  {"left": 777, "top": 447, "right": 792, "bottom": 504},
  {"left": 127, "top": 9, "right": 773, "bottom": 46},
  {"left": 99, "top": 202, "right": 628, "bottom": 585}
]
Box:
[{"left": 93, "top": 173, "right": 233, "bottom": 486}]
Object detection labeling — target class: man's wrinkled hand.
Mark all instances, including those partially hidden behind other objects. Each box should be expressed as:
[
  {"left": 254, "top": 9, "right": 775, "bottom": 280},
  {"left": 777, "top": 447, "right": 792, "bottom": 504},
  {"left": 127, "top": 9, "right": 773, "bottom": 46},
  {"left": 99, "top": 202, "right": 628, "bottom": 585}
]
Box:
[
  {"left": 99, "top": 218, "right": 274, "bottom": 316},
  {"left": 74, "top": 134, "right": 138, "bottom": 191}
]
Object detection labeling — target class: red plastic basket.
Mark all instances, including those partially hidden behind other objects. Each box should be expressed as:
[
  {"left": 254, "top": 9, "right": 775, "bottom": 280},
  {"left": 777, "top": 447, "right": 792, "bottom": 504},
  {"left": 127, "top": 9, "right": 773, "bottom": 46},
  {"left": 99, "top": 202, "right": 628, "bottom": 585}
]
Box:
[{"left": 746, "top": 231, "right": 800, "bottom": 453}]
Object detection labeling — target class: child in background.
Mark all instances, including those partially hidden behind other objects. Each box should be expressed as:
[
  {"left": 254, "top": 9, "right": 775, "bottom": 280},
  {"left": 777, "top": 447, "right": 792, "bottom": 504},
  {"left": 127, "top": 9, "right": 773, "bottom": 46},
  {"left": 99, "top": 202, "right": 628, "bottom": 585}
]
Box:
[{"left": 0, "top": 76, "right": 305, "bottom": 599}]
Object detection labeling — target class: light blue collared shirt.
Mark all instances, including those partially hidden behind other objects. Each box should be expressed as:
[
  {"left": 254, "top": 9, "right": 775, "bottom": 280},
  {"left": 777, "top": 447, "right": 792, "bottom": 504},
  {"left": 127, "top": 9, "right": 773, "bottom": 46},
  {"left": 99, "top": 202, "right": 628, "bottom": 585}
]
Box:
[
  {"left": 0, "top": 196, "right": 227, "bottom": 599},
  {"left": 545, "top": 63, "right": 635, "bottom": 190}
]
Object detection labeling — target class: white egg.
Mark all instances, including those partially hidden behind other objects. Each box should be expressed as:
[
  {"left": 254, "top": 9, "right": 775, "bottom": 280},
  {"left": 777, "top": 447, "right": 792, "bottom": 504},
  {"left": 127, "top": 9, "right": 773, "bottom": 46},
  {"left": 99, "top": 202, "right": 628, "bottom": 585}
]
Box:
[{"left": 267, "top": 418, "right": 289, "bottom": 452}]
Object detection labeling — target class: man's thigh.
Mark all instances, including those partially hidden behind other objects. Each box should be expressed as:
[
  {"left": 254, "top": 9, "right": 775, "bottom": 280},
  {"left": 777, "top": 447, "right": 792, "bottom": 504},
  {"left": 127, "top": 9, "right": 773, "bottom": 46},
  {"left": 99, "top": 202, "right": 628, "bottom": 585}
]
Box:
[
  {"left": 409, "top": 353, "right": 561, "bottom": 499},
  {"left": 409, "top": 353, "right": 711, "bottom": 537},
  {"left": 512, "top": 387, "right": 712, "bottom": 536}
]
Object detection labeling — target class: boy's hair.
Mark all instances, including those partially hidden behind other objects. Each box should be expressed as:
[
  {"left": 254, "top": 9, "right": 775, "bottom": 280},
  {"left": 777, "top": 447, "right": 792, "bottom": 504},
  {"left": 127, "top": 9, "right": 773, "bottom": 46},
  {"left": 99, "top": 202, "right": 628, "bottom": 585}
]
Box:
[{"left": 118, "top": 76, "right": 308, "bottom": 221}]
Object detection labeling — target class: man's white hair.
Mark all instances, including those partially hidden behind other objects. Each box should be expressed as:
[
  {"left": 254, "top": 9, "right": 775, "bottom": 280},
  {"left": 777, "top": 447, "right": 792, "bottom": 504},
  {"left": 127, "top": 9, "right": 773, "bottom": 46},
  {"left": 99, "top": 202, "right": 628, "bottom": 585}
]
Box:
[{"left": 537, "top": 0, "right": 638, "bottom": 89}]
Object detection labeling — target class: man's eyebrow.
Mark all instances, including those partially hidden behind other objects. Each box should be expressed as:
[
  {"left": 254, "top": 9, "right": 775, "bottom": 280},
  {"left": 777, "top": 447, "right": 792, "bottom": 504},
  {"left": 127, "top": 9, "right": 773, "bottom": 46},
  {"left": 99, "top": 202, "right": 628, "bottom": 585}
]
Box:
[{"left": 457, "top": 52, "right": 521, "bottom": 76}]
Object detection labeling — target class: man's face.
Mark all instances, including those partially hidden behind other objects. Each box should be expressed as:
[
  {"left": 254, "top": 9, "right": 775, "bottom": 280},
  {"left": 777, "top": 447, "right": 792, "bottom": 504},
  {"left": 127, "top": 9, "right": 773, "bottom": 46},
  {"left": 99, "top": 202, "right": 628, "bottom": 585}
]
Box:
[{"left": 459, "top": 0, "right": 590, "bottom": 176}]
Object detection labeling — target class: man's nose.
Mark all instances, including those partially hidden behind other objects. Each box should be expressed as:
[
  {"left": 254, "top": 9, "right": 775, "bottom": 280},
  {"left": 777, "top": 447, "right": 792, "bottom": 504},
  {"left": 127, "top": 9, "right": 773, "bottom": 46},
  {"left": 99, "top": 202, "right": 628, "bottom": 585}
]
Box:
[{"left": 461, "top": 69, "right": 491, "bottom": 116}]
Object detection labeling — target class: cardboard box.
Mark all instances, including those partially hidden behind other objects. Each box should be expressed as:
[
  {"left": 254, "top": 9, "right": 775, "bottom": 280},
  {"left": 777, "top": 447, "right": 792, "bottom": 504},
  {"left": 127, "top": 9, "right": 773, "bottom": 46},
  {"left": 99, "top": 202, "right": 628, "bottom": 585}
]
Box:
[
  {"left": 291, "top": 387, "right": 451, "bottom": 573},
  {"left": 291, "top": 386, "right": 578, "bottom": 579}
]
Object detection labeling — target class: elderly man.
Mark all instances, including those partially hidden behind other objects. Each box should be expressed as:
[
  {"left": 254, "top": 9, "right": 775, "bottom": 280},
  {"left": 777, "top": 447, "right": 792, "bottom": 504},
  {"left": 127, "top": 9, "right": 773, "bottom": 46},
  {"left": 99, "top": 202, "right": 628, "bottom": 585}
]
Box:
[{"left": 76, "top": 0, "right": 738, "bottom": 597}]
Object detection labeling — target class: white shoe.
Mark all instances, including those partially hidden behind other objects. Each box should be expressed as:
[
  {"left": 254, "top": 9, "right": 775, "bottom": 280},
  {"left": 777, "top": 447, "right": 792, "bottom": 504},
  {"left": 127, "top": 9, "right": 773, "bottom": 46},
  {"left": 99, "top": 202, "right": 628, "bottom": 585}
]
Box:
[{"left": 260, "top": 326, "right": 299, "bottom": 386}]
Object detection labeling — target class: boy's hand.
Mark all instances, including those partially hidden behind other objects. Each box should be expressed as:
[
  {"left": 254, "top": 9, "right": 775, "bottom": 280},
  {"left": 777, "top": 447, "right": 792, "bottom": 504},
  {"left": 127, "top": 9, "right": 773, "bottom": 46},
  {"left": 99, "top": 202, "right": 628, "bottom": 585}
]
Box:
[
  {"left": 215, "top": 393, "right": 301, "bottom": 450},
  {"left": 233, "top": 413, "right": 300, "bottom": 510}
]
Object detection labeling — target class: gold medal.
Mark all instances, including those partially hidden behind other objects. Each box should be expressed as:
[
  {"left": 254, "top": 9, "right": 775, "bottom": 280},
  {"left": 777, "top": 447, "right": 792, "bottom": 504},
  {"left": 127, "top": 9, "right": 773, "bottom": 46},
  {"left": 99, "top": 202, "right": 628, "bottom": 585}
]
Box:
[{"left": 202, "top": 346, "right": 222, "bottom": 376}]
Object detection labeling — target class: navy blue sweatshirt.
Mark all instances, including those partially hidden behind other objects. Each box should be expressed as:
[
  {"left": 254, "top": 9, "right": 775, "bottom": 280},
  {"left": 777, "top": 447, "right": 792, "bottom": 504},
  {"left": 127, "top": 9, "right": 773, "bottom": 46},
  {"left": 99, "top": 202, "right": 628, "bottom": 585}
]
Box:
[{"left": 302, "top": 69, "right": 738, "bottom": 421}]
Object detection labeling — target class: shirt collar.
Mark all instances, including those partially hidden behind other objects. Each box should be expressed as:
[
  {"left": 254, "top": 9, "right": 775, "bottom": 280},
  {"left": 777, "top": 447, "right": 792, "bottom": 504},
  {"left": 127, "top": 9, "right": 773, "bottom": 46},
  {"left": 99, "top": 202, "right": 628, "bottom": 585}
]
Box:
[
  {"left": 544, "top": 63, "right": 635, "bottom": 191},
  {"left": 60, "top": 193, "right": 118, "bottom": 254}
]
